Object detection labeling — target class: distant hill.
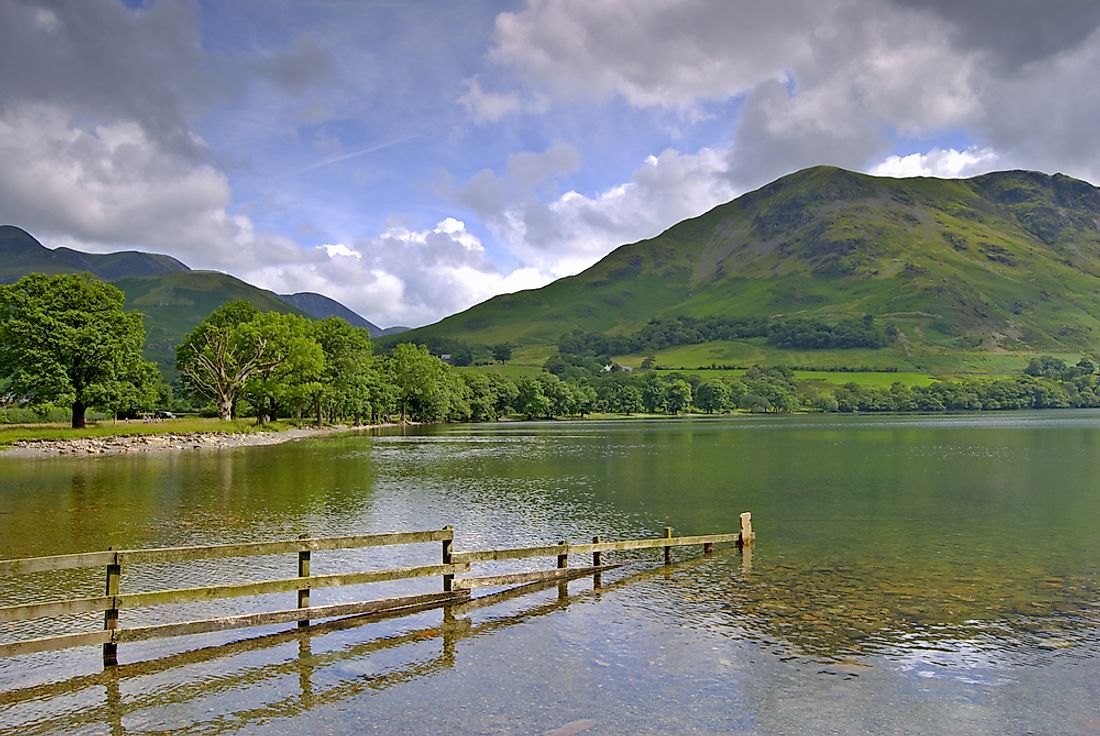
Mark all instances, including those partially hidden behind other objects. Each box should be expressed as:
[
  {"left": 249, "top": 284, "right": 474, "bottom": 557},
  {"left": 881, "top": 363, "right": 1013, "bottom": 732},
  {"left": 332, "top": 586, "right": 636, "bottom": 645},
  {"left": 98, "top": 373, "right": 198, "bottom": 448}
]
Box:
[
  {"left": 395, "top": 166, "right": 1100, "bottom": 372},
  {"left": 0, "top": 226, "right": 387, "bottom": 377},
  {"left": 112, "top": 271, "right": 308, "bottom": 374},
  {"left": 277, "top": 291, "right": 381, "bottom": 335},
  {"left": 0, "top": 225, "right": 189, "bottom": 281}
]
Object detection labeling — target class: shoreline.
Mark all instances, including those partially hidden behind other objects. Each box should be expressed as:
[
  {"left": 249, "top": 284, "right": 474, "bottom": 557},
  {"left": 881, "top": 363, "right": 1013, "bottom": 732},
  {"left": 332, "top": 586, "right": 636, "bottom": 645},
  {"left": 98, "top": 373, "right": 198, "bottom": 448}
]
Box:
[{"left": 0, "top": 423, "right": 406, "bottom": 458}]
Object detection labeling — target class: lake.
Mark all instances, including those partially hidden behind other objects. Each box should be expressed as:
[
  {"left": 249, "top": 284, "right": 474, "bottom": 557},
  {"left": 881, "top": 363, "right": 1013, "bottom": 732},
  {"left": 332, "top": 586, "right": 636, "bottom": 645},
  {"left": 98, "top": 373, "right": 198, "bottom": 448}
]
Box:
[{"left": 2, "top": 412, "right": 1100, "bottom": 734}]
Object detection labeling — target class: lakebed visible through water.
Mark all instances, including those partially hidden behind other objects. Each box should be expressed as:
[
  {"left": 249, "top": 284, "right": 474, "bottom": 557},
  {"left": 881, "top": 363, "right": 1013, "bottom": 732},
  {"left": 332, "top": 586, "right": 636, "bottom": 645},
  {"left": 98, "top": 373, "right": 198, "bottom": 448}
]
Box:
[{"left": 2, "top": 412, "right": 1100, "bottom": 734}]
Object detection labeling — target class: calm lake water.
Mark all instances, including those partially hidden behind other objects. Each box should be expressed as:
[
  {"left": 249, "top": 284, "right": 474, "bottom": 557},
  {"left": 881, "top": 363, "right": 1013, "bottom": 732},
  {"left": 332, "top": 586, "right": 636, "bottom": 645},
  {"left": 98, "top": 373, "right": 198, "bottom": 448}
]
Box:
[{"left": 2, "top": 412, "right": 1100, "bottom": 734}]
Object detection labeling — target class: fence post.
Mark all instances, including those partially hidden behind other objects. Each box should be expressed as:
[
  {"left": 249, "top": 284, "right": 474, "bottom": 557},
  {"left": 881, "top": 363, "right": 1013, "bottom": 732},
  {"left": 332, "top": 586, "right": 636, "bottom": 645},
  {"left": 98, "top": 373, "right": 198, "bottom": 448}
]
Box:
[
  {"left": 592, "top": 536, "right": 601, "bottom": 567},
  {"left": 297, "top": 534, "right": 311, "bottom": 629},
  {"left": 102, "top": 550, "right": 120, "bottom": 667},
  {"left": 663, "top": 527, "right": 672, "bottom": 565},
  {"left": 442, "top": 526, "right": 454, "bottom": 592},
  {"left": 557, "top": 540, "right": 569, "bottom": 600},
  {"left": 739, "top": 512, "right": 753, "bottom": 546}
]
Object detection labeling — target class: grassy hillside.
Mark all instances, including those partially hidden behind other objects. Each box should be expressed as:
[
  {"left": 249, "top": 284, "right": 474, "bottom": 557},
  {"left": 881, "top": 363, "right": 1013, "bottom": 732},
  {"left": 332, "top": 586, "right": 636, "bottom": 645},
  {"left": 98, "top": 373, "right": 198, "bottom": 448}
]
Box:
[
  {"left": 111, "top": 271, "right": 308, "bottom": 375},
  {"left": 0, "top": 225, "right": 188, "bottom": 281},
  {"left": 397, "top": 167, "right": 1100, "bottom": 371}
]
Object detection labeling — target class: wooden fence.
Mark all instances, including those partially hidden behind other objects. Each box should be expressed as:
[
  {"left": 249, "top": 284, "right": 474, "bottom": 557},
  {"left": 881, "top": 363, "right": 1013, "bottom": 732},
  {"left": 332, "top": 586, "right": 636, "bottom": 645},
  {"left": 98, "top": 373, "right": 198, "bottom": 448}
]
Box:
[
  {"left": 0, "top": 512, "right": 753, "bottom": 667},
  {"left": 0, "top": 540, "right": 754, "bottom": 735}
]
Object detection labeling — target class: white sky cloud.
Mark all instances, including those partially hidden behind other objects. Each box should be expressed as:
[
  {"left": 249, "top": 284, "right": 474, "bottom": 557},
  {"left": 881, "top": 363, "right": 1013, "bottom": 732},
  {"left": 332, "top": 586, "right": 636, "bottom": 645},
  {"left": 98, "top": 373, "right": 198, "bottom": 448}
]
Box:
[
  {"left": 452, "top": 143, "right": 735, "bottom": 276},
  {"left": 489, "top": 0, "right": 826, "bottom": 111},
  {"left": 241, "top": 218, "right": 551, "bottom": 327},
  {"left": 0, "top": 103, "right": 242, "bottom": 263},
  {"left": 870, "top": 148, "right": 1001, "bottom": 180}
]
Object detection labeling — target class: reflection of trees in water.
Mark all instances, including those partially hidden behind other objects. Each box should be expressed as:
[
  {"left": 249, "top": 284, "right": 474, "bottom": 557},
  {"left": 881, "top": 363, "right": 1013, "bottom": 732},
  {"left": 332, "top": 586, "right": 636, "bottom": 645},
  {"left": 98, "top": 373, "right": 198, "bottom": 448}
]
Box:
[{"left": 702, "top": 560, "right": 1100, "bottom": 662}]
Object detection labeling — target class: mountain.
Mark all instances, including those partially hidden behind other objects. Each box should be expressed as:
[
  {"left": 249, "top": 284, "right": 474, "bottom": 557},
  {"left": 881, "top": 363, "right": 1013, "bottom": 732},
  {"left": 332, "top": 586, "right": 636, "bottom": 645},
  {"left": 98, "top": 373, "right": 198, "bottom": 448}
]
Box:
[
  {"left": 112, "top": 271, "right": 308, "bottom": 374},
  {"left": 0, "top": 225, "right": 189, "bottom": 281},
  {"left": 277, "top": 291, "right": 382, "bottom": 335},
  {"left": 0, "top": 226, "right": 386, "bottom": 376},
  {"left": 395, "top": 167, "right": 1100, "bottom": 372}
]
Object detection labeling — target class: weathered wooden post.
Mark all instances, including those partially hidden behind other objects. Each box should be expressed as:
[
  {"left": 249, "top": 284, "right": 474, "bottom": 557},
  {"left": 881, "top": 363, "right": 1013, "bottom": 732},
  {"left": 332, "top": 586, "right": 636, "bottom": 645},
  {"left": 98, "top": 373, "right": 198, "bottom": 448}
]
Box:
[
  {"left": 663, "top": 527, "right": 672, "bottom": 565},
  {"left": 557, "top": 540, "right": 569, "bottom": 600},
  {"left": 739, "top": 512, "right": 753, "bottom": 546},
  {"left": 102, "top": 550, "right": 121, "bottom": 667},
  {"left": 442, "top": 526, "right": 454, "bottom": 592},
  {"left": 297, "top": 534, "right": 311, "bottom": 629},
  {"left": 592, "top": 535, "right": 603, "bottom": 588}
]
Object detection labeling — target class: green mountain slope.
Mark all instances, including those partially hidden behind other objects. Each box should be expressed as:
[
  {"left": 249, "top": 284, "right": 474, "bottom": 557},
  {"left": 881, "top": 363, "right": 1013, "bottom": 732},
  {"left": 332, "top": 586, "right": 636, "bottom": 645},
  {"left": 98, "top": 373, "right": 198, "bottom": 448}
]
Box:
[
  {"left": 113, "top": 271, "right": 307, "bottom": 373},
  {"left": 0, "top": 225, "right": 189, "bottom": 281},
  {"left": 398, "top": 166, "right": 1100, "bottom": 371}
]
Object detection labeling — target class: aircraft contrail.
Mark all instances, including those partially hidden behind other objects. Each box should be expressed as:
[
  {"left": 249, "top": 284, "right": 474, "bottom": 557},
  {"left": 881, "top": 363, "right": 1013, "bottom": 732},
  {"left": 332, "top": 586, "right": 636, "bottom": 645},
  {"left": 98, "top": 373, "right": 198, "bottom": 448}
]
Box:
[{"left": 278, "top": 135, "right": 421, "bottom": 180}]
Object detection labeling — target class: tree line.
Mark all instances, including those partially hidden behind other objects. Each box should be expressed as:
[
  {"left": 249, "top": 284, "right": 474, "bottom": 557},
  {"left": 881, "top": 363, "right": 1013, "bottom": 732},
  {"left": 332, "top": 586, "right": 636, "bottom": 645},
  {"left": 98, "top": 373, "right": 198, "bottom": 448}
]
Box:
[
  {"left": 0, "top": 273, "right": 519, "bottom": 426},
  {"left": 557, "top": 314, "right": 891, "bottom": 356},
  {"left": 4, "top": 272, "right": 1100, "bottom": 427}
]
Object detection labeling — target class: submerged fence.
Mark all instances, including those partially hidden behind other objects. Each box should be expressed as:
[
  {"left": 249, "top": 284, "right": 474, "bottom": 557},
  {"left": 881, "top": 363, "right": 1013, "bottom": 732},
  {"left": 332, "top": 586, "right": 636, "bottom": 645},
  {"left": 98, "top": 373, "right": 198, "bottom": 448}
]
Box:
[{"left": 0, "top": 512, "right": 753, "bottom": 666}]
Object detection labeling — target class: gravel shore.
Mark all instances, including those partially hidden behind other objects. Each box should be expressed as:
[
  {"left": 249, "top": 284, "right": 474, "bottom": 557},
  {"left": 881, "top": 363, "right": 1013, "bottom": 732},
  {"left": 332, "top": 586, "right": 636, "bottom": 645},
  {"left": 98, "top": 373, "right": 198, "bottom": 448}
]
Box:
[{"left": 0, "top": 425, "right": 378, "bottom": 457}]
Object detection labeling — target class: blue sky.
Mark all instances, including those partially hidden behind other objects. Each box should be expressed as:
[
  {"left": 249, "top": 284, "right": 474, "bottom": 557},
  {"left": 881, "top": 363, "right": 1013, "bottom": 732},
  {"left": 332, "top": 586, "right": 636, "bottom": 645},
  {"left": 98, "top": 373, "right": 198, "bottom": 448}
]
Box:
[{"left": 3, "top": 1, "right": 1100, "bottom": 327}]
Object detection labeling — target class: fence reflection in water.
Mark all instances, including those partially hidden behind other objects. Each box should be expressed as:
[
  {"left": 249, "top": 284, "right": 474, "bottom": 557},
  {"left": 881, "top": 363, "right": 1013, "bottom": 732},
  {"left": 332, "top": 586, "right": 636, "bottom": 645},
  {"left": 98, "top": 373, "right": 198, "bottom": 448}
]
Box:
[{"left": 0, "top": 543, "right": 751, "bottom": 736}]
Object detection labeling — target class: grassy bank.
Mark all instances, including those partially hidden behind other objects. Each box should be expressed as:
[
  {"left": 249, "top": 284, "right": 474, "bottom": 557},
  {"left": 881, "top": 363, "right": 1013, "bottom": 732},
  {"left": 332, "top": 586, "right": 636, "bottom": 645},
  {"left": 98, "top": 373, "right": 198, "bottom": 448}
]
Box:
[{"left": 0, "top": 418, "right": 297, "bottom": 448}]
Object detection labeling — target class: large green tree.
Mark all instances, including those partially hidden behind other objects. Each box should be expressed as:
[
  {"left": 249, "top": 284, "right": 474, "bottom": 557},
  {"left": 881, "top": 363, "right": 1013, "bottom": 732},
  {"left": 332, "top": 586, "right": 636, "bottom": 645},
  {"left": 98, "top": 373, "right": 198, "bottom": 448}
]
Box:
[
  {"left": 388, "top": 343, "right": 453, "bottom": 422},
  {"left": 313, "top": 317, "right": 387, "bottom": 424},
  {"left": 0, "top": 273, "right": 157, "bottom": 428},
  {"left": 176, "top": 301, "right": 282, "bottom": 420},
  {"left": 241, "top": 312, "right": 324, "bottom": 424}
]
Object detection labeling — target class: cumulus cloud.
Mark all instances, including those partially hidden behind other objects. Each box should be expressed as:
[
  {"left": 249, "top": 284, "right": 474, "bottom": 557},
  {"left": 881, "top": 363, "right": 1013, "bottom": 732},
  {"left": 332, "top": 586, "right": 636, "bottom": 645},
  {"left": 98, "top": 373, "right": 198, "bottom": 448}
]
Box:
[
  {"left": 489, "top": 0, "right": 826, "bottom": 111},
  {"left": 973, "top": 26, "right": 1100, "bottom": 183},
  {"left": 0, "top": 98, "right": 534, "bottom": 327},
  {"left": 9, "top": 0, "right": 1100, "bottom": 332},
  {"left": 0, "top": 103, "right": 246, "bottom": 264},
  {"left": 453, "top": 142, "right": 582, "bottom": 220},
  {"left": 0, "top": 95, "right": 546, "bottom": 330},
  {"left": 894, "top": 0, "right": 1100, "bottom": 70},
  {"left": 0, "top": 0, "right": 221, "bottom": 155},
  {"left": 453, "top": 144, "right": 736, "bottom": 276},
  {"left": 242, "top": 219, "right": 549, "bottom": 327},
  {"left": 484, "top": 0, "right": 1100, "bottom": 191},
  {"left": 870, "top": 148, "right": 1000, "bottom": 179}
]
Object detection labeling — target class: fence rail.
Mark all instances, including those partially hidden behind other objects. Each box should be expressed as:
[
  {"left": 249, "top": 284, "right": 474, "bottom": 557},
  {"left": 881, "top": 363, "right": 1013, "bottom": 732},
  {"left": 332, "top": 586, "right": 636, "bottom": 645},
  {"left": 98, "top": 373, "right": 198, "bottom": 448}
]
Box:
[{"left": 0, "top": 512, "right": 753, "bottom": 666}]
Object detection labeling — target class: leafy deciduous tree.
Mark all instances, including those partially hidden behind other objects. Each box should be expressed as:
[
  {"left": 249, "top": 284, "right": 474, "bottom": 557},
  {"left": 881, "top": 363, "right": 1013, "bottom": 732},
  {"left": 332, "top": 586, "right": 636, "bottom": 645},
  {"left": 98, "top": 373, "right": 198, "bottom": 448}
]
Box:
[
  {"left": 388, "top": 343, "right": 453, "bottom": 421},
  {"left": 0, "top": 273, "right": 158, "bottom": 428},
  {"left": 177, "top": 301, "right": 279, "bottom": 420},
  {"left": 313, "top": 317, "right": 384, "bottom": 424},
  {"left": 242, "top": 312, "right": 324, "bottom": 424}
]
